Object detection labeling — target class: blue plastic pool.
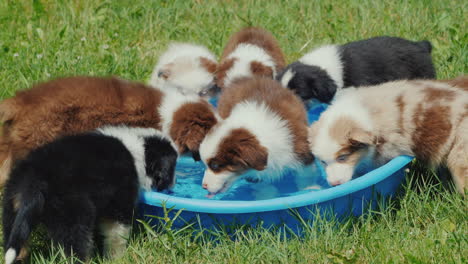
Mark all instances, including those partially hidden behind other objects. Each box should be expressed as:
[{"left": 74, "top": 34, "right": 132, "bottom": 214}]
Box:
[{"left": 139, "top": 100, "right": 413, "bottom": 233}]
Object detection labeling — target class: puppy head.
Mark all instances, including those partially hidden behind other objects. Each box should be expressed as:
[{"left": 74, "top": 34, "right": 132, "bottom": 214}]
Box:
[
  {"left": 277, "top": 62, "right": 337, "bottom": 103},
  {"left": 216, "top": 57, "right": 275, "bottom": 90},
  {"left": 155, "top": 56, "right": 218, "bottom": 97},
  {"left": 143, "top": 135, "right": 178, "bottom": 191},
  {"left": 309, "top": 116, "right": 375, "bottom": 186},
  {"left": 199, "top": 127, "right": 268, "bottom": 195},
  {"left": 169, "top": 101, "right": 218, "bottom": 159}
]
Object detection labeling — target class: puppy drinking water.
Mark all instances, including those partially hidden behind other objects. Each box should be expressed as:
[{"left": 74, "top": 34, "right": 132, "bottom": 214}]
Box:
[
  {"left": 2, "top": 126, "right": 177, "bottom": 263},
  {"left": 308, "top": 79, "right": 467, "bottom": 194}
]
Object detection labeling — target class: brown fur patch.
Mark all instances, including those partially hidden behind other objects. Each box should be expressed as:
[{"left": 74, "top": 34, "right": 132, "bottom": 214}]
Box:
[
  {"left": 0, "top": 76, "right": 164, "bottom": 186},
  {"left": 441, "top": 76, "right": 468, "bottom": 91},
  {"left": 170, "top": 101, "right": 218, "bottom": 154},
  {"left": 423, "top": 87, "right": 456, "bottom": 102},
  {"left": 216, "top": 27, "right": 286, "bottom": 89},
  {"left": 209, "top": 128, "right": 268, "bottom": 173},
  {"left": 216, "top": 58, "right": 236, "bottom": 89},
  {"left": 217, "top": 77, "right": 314, "bottom": 164},
  {"left": 412, "top": 105, "right": 452, "bottom": 161},
  {"left": 199, "top": 57, "right": 218, "bottom": 74},
  {"left": 395, "top": 94, "right": 405, "bottom": 133},
  {"left": 250, "top": 61, "right": 274, "bottom": 78},
  {"left": 328, "top": 116, "right": 374, "bottom": 146}
]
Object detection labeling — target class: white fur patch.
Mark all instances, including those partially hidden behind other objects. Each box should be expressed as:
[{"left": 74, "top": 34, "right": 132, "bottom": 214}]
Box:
[
  {"left": 280, "top": 68, "right": 295, "bottom": 88},
  {"left": 200, "top": 101, "right": 301, "bottom": 182},
  {"left": 299, "top": 45, "right": 344, "bottom": 89},
  {"left": 5, "top": 248, "right": 16, "bottom": 264},
  {"left": 99, "top": 220, "right": 130, "bottom": 259},
  {"left": 158, "top": 89, "right": 200, "bottom": 139},
  {"left": 98, "top": 126, "right": 174, "bottom": 190},
  {"left": 223, "top": 44, "right": 277, "bottom": 88},
  {"left": 311, "top": 91, "right": 373, "bottom": 162},
  {"left": 149, "top": 42, "right": 216, "bottom": 95}
]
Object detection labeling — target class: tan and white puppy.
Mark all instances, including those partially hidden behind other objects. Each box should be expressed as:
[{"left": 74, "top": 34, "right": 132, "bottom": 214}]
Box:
[
  {"left": 199, "top": 78, "right": 314, "bottom": 196},
  {"left": 0, "top": 76, "right": 218, "bottom": 187},
  {"left": 308, "top": 79, "right": 467, "bottom": 194},
  {"left": 149, "top": 42, "right": 218, "bottom": 97},
  {"left": 216, "top": 27, "right": 286, "bottom": 90}
]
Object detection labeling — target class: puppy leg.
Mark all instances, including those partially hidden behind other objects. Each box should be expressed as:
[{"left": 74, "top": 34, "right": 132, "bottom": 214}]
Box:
[
  {"left": 99, "top": 219, "right": 130, "bottom": 259},
  {"left": 45, "top": 198, "right": 96, "bottom": 261},
  {"left": 447, "top": 120, "right": 468, "bottom": 195}
]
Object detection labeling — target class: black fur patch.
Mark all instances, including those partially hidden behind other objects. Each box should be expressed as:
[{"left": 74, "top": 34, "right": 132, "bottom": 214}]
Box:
[
  {"left": 144, "top": 136, "right": 178, "bottom": 190},
  {"left": 340, "top": 36, "right": 436, "bottom": 87},
  {"left": 277, "top": 62, "right": 338, "bottom": 103}
]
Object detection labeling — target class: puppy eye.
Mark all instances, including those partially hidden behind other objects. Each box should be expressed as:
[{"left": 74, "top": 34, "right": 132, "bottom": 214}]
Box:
[
  {"left": 209, "top": 161, "right": 222, "bottom": 171},
  {"left": 336, "top": 154, "right": 350, "bottom": 163}
]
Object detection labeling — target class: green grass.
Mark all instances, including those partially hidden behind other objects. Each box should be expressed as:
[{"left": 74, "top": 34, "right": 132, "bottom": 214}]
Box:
[{"left": 0, "top": 0, "right": 467, "bottom": 263}]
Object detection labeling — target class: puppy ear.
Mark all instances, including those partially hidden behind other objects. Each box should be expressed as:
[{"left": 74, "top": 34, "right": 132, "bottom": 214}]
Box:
[
  {"left": 0, "top": 98, "right": 18, "bottom": 123},
  {"left": 233, "top": 143, "right": 268, "bottom": 171},
  {"left": 158, "top": 63, "right": 174, "bottom": 80},
  {"left": 229, "top": 132, "right": 268, "bottom": 171},
  {"left": 250, "top": 61, "right": 274, "bottom": 78},
  {"left": 170, "top": 102, "right": 218, "bottom": 155},
  {"left": 348, "top": 128, "right": 374, "bottom": 147},
  {"left": 216, "top": 58, "right": 236, "bottom": 88},
  {"left": 199, "top": 57, "right": 218, "bottom": 74}
]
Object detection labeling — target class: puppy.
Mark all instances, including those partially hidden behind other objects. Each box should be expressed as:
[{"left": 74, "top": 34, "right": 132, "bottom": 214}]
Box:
[
  {"left": 149, "top": 42, "right": 218, "bottom": 97},
  {"left": 308, "top": 79, "right": 467, "bottom": 194},
  {"left": 216, "top": 27, "right": 286, "bottom": 90},
  {"left": 0, "top": 76, "right": 217, "bottom": 186},
  {"left": 277, "top": 36, "right": 436, "bottom": 103},
  {"left": 2, "top": 126, "right": 177, "bottom": 263},
  {"left": 199, "top": 77, "right": 314, "bottom": 196}
]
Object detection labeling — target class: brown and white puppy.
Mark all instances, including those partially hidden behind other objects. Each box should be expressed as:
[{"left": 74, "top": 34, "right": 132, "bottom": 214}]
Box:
[
  {"left": 199, "top": 77, "right": 314, "bottom": 196},
  {"left": 216, "top": 27, "right": 286, "bottom": 90},
  {"left": 0, "top": 76, "right": 218, "bottom": 186},
  {"left": 149, "top": 42, "right": 218, "bottom": 97},
  {"left": 308, "top": 79, "right": 467, "bottom": 194}
]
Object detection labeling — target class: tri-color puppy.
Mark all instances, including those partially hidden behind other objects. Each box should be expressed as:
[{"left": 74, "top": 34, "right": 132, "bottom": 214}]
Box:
[
  {"left": 2, "top": 126, "right": 177, "bottom": 263},
  {"left": 149, "top": 42, "right": 218, "bottom": 97},
  {"left": 0, "top": 76, "right": 218, "bottom": 187},
  {"left": 308, "top": 79, "right": 467, "bottom": 194},
  {"left": 199, "top": 77, "right": 314, "bottom": 196},
  {"left": 277, "top": 36, "right": 436, "bottom": 103},
  {"left": 216, "top": 27, "right": 286, "bottom": 91}
]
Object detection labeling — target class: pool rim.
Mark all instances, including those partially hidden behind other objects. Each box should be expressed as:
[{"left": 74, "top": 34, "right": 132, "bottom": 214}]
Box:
[{"left": 140, "top": 155, "right": 414, "bottom": 214}]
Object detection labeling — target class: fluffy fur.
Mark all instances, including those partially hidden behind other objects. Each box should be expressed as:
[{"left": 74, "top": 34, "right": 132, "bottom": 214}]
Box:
[
  {"left": 216, "top": 27, "right": 286, "bottom": 90},
  {"left": 0, "top": 76, "right": 218, "bottom": 187},
  {"left": 277, "top": 36, "right": 436, "bottom": 103},
  {"left": 149, "top": 42, "right": 218, "bottom": 97},
  {"left": 199, "top": 77, "right": 314, "bottom": 195},
  {"left": 308, "top": 79, "right": 467, "bottom": 195},
  {"left": 2, "top": 126, "right": 177, "bottom": 263}
]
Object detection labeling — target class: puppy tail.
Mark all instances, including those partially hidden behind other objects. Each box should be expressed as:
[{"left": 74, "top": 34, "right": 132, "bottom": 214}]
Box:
[
  {"left": 4, "top": 187, "right": 44, "bottom": 264},
  {"left": 417, "top": 40, "right": 432, "bottom": 53}
]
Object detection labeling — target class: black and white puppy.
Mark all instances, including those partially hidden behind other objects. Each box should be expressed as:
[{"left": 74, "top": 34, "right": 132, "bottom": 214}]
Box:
[
  {"left": 2, "top": 126, "right": 178, "bottom": 264},
  {"left": 277, "top": 36, "right": 436, "bottom": 103}
]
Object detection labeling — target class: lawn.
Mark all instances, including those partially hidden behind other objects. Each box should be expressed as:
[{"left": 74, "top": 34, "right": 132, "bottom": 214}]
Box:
[{"left": 0, "top": 0, "right": 467, "bottom": 263}]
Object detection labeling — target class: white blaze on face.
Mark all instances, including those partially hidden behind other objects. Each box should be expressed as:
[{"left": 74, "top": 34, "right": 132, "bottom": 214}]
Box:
[{"left": 202, "top": 169, "right": 237, "bottom": 194}]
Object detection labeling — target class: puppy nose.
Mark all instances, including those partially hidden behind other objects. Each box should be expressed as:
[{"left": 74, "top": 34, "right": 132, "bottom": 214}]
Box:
[
  {"left": 202, "top": 183, "right": 208, "bottom": 189},
  {"left": 329, "top": 180, "right": 342, "bottom": 187}
]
